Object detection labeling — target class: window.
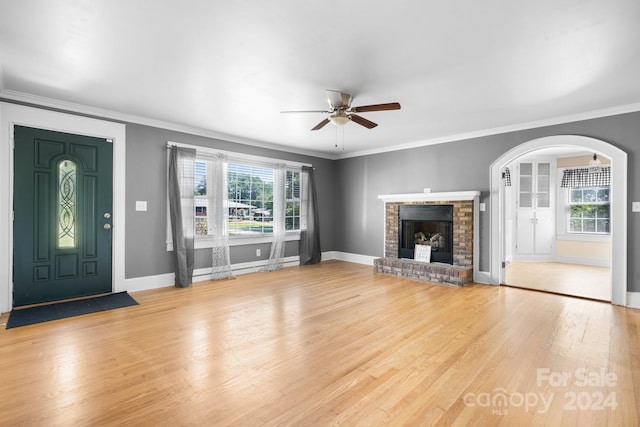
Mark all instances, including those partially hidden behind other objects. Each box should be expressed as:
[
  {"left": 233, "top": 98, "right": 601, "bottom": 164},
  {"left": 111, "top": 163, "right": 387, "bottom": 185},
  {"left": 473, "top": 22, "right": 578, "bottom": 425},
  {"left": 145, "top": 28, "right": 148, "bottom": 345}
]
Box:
[
  {"left": 227, "top": 163, "right": 275, "bottom": 235},
  {"left": 192, "top": 158, "right": 302, "bottom": 238},
  {"left": 285, "top": 170, "right": 301, "bottom": 231},
  {"left": 568, "top": 186, "right": 610, "bottom": 234},
  {"left": 57, "top": 159, "right": 77, "bottom": 248}
]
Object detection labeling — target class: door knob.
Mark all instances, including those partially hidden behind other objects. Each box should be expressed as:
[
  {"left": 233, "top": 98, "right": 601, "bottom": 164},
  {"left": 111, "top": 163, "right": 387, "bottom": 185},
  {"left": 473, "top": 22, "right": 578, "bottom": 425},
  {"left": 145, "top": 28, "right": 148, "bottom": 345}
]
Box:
[{"left": 103, "top": 223, "right": 111, "bottom": 230}]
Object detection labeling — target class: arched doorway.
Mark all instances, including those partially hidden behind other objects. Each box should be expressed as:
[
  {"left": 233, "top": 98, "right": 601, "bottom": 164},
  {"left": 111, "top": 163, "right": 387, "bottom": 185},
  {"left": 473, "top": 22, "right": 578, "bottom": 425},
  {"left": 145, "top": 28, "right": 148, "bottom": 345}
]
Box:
[{"left": 489, "top": 135, "right": 627, "bottom": 306}]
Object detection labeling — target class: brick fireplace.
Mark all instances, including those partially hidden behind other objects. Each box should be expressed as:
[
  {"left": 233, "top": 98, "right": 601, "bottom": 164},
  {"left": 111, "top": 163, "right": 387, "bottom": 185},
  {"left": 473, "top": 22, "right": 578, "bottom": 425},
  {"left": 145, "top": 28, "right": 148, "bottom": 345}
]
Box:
[{"left": 374, "top": 191, "right": 480, "bottom": 286}]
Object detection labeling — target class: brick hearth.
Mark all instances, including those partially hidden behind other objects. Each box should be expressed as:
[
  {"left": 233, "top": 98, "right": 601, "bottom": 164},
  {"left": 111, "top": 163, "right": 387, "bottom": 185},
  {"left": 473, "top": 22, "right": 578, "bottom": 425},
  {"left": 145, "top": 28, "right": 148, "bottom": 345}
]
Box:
[{"left": 375, "top": 192, "right": 479, "bottom": 286}]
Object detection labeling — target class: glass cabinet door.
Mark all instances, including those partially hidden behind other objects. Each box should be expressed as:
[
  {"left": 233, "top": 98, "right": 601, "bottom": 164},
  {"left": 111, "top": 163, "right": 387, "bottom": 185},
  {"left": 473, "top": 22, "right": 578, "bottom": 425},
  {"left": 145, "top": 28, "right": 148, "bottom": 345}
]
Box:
[
  {"left": 536, "top": 162, "right": 551, "bottom": 208},
  {"left": 519, "top": 162, "right": 533, "bottom": 208}
]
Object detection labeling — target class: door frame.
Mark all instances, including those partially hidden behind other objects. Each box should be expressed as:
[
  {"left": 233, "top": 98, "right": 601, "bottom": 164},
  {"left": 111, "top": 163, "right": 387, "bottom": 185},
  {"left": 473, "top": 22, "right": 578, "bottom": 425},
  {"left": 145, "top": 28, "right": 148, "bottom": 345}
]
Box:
[
  {"left": 0, "top": 103, "right": 126, "bottom": 313},
  {"left": 489, "top": 135, "right": 628, "bottom": 306}
]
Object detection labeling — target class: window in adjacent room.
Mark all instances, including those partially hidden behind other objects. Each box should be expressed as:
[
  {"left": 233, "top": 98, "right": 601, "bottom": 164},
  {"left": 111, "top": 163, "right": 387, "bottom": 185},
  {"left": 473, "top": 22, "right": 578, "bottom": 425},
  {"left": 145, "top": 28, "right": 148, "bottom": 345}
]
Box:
[{"left": 568, "top": 186, "right": 610, "bottom": 234}]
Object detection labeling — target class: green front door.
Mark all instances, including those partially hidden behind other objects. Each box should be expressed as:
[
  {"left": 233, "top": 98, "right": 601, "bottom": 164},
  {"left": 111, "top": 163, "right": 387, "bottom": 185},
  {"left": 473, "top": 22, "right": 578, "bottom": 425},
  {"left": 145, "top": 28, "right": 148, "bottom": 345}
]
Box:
[{"left": 13, "top": 126, "right": 113, "bottom": 306}]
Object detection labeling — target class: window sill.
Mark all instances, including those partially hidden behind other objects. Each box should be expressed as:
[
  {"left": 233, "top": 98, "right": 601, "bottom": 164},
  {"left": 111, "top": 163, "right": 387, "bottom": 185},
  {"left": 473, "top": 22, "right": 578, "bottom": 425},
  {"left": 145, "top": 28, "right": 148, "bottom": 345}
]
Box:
[
  {"left": 167, "top": 232, "right": 301, "bottom": 251},
  {"left": 556, "top": 233, "right": 611, "bottom": 243}
]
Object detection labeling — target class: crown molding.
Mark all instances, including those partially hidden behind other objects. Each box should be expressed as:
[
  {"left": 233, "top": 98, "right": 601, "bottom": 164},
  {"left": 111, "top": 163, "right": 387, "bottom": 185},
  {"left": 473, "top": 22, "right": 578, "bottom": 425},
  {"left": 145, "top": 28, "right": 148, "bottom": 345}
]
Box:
[
  {"left": 2, "top": 88, "right": 639, "bottom": 162},
  {"left": 0, "top": 89, "right": 336, "bottom": 160},
  {"left": 333, "top": 102, "right": 640, "bottom": 160}
]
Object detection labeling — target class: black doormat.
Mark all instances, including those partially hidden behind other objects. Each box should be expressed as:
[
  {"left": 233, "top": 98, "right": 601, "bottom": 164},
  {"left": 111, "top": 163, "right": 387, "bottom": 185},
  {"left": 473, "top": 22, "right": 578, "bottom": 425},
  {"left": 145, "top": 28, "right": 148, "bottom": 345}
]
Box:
[{"left": 6, "top": 292, "right": 138, "bottom": 329}]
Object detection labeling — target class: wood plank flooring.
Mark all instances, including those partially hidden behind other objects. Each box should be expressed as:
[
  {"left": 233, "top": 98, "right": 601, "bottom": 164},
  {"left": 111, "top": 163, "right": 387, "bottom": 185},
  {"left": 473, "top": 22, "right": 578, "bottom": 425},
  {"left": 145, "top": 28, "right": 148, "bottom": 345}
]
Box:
[
  {"left": 505, "top": 261, "right": 611, "bottom": 301},
  {"left": 1, "top": 260, "right": 638, "bottom": 426}
]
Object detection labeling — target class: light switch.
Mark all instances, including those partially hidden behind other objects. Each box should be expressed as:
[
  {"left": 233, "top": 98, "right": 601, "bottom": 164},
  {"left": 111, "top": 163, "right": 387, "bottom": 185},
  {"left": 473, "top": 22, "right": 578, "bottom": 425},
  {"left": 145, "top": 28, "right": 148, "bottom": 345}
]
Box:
[
  {"left": 135, "top": 201, "right": 148, "bottom": 212},
  {"left": 479, "top": 203, "right": 486, "bottom": 212},
  {"left": 632, "top": 201, "right": 640, "bottom": 212}
]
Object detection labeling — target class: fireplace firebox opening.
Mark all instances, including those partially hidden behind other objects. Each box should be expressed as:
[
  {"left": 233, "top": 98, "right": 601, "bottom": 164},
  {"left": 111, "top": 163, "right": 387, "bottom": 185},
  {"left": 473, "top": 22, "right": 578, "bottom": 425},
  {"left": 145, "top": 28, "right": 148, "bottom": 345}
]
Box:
[{"left": 399, "top": 205, "right": 453, "bottom": 264}]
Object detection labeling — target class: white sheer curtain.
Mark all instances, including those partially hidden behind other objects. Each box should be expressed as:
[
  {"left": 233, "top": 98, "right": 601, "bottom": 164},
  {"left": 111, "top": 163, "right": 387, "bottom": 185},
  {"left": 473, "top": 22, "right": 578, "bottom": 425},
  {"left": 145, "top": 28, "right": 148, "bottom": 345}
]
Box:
[
  {"left": 168, "top": 146, "right": 196, "bottom": 287},
  {"left": 209, "top": 153, "right": 233, "bottom": 280},
  {"left": 262, "top": 163, "right": 286, "bottom": 272}
]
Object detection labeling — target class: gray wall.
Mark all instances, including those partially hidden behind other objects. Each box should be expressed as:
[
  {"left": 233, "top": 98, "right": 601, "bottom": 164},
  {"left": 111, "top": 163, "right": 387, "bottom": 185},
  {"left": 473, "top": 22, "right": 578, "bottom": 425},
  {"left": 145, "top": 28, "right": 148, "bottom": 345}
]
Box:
[
  {"left": 334, "top": 111, "right": 639, "bottom": 292},
  {"left": 125, "top": 124, "right": 337, "bottom": 278}
]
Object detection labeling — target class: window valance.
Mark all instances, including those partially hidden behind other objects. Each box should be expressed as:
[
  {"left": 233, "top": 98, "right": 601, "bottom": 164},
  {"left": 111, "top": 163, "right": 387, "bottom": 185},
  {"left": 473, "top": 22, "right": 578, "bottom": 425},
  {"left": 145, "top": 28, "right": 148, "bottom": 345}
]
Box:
[{"left": 560, "top": 166, "right": 610, "bottom": 188}]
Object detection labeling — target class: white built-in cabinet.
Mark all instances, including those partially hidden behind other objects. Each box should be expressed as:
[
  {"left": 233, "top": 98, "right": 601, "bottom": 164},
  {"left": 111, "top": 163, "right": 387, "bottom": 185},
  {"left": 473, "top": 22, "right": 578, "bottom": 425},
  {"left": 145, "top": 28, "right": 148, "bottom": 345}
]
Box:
[{"left": 515, "top": 159, "right": 555, "bottom": 258}]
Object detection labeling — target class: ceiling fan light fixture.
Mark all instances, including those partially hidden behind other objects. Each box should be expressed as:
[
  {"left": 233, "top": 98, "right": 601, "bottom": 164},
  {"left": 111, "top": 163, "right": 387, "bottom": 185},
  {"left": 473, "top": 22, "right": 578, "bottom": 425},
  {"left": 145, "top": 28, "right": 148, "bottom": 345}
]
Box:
[{"left": 329, "top": 113, "right": 350, "bottom": 126}]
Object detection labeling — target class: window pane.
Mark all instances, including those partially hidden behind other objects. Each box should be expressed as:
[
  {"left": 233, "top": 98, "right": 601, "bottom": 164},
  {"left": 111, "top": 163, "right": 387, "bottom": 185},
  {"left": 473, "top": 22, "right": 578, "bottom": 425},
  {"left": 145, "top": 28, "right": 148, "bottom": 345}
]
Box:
[
  {"left": 520, "top": 163, "right": 532, "bottom": 175},
  {"left": 596, "top": 219, "right": 610, "bottom": 233},
  {"left": 293, "top": 172, "right": 300, "bottom": 198},
  {"left": 569, "top": 219, "right": 582, "bottom": 232},
  {"left": 570, "top": 189, "right": 582, "bottom": 203},
  {"left": 582, "top": 205, "right": 596, "bottom": 218},
  {"left": 58, "top": 160, "right": 77, "bottom": 249},
  {"left": 597, "top": 188, "right": 609, "bottom": 202},
  {"left": 195, "top": 199, "right": 208, "bottom": 236},
  {"left": 570, "top": 205, "right": 583, "bottom": 217},
  {"left": 583, "top": 189, "right": 597, "bottom": 202},
  {"left": 194, "top": 161, "right": 207, "bottom": 196},
  {"left": 595, "top": 204, "right": 609, "bottom": 218},
  {"left": 583, "top": 219, "right": 596, "bottom": 232},
  {"left": 284, "top": 170, "right": 301, "bottom": 231},
  {"left": 226, "top": 163, "right": 275, "bottom": 235}
]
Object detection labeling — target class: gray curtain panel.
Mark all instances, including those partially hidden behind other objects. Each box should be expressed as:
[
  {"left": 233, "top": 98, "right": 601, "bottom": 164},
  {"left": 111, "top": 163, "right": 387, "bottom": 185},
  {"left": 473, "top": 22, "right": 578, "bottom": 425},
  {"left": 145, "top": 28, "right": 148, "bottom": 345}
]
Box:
[
  {"left": 299, "top": 166, "right": 321, "bottom": 265},
  {"left": 168, "top": 146, "right": 196, "bottom": 287}
]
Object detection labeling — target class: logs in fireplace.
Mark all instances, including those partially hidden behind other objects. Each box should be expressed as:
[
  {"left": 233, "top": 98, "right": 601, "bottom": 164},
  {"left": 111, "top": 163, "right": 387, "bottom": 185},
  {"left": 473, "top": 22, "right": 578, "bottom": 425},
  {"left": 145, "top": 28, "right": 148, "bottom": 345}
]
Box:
[{"left": 399, "top": 204, "right": 453, "bottom": 264}]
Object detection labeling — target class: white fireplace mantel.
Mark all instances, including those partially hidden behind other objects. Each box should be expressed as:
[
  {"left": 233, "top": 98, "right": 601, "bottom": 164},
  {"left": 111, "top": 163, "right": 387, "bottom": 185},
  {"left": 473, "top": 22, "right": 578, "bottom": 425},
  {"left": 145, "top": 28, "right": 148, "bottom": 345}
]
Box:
[{"left": 377, "top": 191, "right": 480, "bottom": 203}]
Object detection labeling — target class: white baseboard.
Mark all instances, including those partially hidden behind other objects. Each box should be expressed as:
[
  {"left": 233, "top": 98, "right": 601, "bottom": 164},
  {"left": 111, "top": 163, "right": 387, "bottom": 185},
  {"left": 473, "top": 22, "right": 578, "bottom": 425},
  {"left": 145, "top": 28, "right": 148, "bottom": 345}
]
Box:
[
  {"left": 124, "top": 256, "right": 301, "bottom": 293},
  {"left": 627, "top": 292, "right": 640, "bottom": 309},
  {"left": 554, "top": 256, "right": 611, "bottom": 268},
  {"left": 323, "top": 251, "right": 377, "bottom": 266},
  {"left": 474, "top": 271, "right": 492, "bottom": 285},
  {"left": 513, "top": 255, "right": 610, "bottom": 268}
]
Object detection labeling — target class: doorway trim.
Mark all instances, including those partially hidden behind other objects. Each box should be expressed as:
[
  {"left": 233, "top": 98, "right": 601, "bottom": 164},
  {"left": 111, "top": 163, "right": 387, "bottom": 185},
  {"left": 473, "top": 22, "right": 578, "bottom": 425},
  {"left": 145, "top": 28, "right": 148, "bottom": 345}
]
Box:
[
  {"left": 0, "top": 103, "right": 126, "bottom": 313},
  {"left": 489, "top": 135, "right": 627, "bottom": 306}
]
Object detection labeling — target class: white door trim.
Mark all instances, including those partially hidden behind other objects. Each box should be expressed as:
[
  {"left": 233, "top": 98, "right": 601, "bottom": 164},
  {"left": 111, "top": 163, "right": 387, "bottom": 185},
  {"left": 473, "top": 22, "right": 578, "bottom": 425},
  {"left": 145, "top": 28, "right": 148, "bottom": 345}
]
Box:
[
  {"left": 0, "top": 103, "right": 126, "bottom": 313},
  {"left": 489, "top": 135, "right": 627, "bottom": 306}
]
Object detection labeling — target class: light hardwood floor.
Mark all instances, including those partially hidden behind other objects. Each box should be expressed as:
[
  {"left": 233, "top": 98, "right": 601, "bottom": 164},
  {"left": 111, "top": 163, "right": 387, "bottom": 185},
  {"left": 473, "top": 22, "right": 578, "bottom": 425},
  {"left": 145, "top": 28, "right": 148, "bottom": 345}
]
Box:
[
  {"left": 505, "top": 262, "right": 611, "bottom": 301},
  {"left": 1, "top": 261, "right": 638, "bottom": 426}
]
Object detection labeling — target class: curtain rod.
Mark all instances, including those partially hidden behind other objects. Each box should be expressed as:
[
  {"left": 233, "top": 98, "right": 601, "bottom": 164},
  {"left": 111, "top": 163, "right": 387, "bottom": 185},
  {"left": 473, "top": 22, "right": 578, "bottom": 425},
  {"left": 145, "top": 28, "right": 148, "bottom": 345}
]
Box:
[{"left": 166, "top": 141, "right": 312, "bottom": 169}]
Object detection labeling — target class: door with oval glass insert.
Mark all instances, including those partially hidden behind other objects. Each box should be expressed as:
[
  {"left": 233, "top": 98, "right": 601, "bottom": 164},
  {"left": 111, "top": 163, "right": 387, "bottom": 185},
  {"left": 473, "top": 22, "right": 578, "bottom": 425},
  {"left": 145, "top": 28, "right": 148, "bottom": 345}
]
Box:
[{"left": 13, "top": 126, "right": 113, "bottom": 306}]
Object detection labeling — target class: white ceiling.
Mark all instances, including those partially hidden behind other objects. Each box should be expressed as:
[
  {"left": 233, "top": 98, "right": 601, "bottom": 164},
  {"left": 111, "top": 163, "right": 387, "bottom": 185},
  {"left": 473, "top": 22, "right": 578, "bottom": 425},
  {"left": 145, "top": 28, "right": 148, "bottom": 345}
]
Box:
[{"left": 1, "top": 1, "right": 639, "bottom": 159}]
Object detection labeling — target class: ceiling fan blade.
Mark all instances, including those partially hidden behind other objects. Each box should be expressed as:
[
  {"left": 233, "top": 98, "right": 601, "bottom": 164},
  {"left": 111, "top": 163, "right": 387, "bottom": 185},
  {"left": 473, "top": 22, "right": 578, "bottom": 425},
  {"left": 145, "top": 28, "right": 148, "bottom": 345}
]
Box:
[
  {"left": 325, "top": 90, "right": 352, "bottom": 109},
  {"left": 311, "top": 118, "right": 330, "bottom": 130},
  {"left": 350, "top": 114, "right": 378, "bottom": 129},
  {"left": 350, "top": 102, "right": 401, "bottom": 113}
]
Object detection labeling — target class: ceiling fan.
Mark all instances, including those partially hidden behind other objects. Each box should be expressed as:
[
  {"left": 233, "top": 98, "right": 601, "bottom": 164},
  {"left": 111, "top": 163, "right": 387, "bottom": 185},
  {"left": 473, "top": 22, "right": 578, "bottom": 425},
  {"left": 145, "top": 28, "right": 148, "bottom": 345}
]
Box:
[{"left": 281, "top": 90, "right": 401, "bottom": 131}]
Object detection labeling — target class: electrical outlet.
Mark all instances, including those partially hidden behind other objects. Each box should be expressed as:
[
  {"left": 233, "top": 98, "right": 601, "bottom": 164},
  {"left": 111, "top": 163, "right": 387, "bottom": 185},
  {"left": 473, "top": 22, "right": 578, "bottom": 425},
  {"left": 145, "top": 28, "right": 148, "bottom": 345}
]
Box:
[
  {"left": 256, "top": 248, "right": 261, "bottom": 257},
  {"left": 135, "top": 201, "right": 147, "bottom": 211},
  {"left": 632, "top": 201, "right": 640, "bottom": 212}
]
